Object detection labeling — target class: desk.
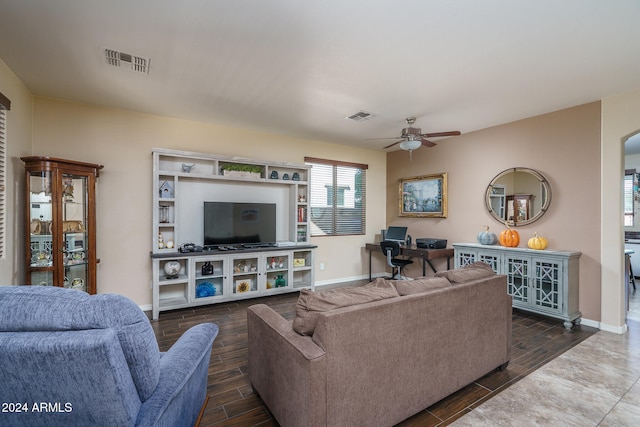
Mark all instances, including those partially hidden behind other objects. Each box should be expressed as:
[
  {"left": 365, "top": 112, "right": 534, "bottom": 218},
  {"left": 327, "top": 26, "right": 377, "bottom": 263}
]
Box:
[{"left": 365, "top": 243, "right": 454, "bottom": 281}]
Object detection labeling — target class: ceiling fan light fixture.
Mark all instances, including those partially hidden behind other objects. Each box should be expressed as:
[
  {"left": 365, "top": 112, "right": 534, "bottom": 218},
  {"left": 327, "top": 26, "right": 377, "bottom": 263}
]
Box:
[{"left": 399, "top": 139, "right": 421, "bottom": 151}]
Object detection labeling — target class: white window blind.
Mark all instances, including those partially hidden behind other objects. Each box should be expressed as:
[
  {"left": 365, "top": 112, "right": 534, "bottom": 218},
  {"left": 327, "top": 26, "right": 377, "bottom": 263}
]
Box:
[
  {"left": 0, "top": 93, "right": 9, "bottom": 258},
  {"left": 305, "top": 157, "right": 367, "bottom": 236},
  {"left": 625, "top": 171, "right": 634, "bottom": 227}
]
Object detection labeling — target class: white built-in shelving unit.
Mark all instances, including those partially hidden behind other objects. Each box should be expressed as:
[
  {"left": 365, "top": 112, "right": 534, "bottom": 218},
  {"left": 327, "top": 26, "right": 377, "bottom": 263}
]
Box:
[{"left": 150, "top": 148, "right": 315, "bottom": 320}]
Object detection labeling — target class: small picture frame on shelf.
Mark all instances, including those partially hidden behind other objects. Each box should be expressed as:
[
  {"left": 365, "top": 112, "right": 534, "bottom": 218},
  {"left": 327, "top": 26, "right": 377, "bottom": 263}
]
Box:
[{"left": 235, "top": 279, "right": 252, "bottom": 293}]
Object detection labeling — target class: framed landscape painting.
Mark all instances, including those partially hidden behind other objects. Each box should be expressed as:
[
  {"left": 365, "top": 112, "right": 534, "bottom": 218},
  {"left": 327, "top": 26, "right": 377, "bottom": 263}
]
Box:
[{"left": 399, "top": 173, "right": 447, "bottom": 218}]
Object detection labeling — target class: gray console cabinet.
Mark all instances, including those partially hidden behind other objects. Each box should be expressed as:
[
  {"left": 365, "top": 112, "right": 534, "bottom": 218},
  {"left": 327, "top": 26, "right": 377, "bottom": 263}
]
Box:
[{"left": 453, "top": 243, "right": 581, "bottom": 329}]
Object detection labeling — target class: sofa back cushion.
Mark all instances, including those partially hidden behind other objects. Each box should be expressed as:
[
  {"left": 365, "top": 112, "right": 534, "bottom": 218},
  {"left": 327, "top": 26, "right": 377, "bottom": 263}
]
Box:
[
  {"left": 0, "top": 328, "right": 142, "bottom": 425},
  {"left": 392, "top": 277, "right": 451, "bottom": 295},
  {"left": 434, "top": 261, "right": 496, "bottom": 283},
  {"left": 0, "top": 286, "right": 160, "bottom": 401},
  {"left": 293, "top": 279, "right": 398, "bottom": 336}
]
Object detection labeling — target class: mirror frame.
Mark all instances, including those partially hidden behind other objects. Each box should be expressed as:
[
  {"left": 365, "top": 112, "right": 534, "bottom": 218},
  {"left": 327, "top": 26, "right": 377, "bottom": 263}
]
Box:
[{"left": 485, "top": 167, "right": 552, "bottom": 227}]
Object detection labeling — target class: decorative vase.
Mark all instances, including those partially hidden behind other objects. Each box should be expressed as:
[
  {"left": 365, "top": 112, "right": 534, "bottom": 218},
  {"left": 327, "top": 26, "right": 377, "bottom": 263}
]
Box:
[
  {"left": 275, "top": 274, "right": 286, "bottom": 288},
  {"left": 201, "top": 261, "right": 213, "bottom": 275}
]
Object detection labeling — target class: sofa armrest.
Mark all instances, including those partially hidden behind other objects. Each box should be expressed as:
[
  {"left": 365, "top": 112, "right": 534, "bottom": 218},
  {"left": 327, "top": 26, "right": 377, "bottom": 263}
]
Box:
[
  {"left": 248, "top": 304, "right": 325, "bottom": 360},
  {"left": 136, "top": 322, "right": 218, "bottom": 427},
  {"left": 247, "top": 304, "right": 326, "bottom": 427}
]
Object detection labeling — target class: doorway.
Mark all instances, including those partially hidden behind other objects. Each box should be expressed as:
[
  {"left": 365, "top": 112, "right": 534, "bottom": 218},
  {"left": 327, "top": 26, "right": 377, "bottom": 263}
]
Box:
[{"left": 623, "top": 132, "right": 640, "bottom": 321}]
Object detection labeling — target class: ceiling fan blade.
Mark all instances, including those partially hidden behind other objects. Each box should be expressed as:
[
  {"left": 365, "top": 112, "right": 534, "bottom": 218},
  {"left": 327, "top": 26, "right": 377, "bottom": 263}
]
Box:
[
  {"left": 366, "top": 136, "right": 402, "bottom": 140},
  {"left": 383, "top": 140, "right": 404, "bottom": 149},
  {"left": 423, "top": 131, "right": 461, "bottom": 138},
  {"left": 421, "top": 138, "right": 437, "bottom": 148}
]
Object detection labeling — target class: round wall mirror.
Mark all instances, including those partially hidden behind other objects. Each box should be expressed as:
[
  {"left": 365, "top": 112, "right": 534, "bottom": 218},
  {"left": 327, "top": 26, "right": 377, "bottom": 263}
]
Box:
[{"left": 485, "top": 167, "right": 551, "bottom": 226}]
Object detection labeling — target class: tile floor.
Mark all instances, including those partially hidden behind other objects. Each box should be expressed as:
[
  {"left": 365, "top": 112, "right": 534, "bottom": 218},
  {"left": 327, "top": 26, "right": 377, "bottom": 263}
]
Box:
[{"left": 452, "top": 289, "right": 640, "bottom": 427}]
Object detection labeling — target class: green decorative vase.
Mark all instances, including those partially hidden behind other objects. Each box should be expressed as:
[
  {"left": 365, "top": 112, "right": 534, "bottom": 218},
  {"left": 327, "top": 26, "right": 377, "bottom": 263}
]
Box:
[{"left": 275, "top": 274, "right": 286, "bottom": 288}]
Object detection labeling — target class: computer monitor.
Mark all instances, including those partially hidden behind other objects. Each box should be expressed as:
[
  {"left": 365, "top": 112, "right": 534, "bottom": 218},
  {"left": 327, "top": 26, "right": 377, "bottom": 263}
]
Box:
[{"left": 384, "top": 226, "right": 408, "bottom": 243}]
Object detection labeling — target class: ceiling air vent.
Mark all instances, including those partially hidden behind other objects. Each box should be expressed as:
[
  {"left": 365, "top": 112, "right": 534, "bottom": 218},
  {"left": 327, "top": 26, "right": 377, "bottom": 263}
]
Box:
[
  {"left": 346, "top": 111, "right": 376, "bottom": 122},
  {"left": 104, "top": 48, "right": 150, "bottom": 74}
]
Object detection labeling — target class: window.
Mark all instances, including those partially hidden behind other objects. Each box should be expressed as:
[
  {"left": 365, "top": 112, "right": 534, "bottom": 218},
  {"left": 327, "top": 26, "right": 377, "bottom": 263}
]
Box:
[
  {"left": 0, "top": 91, "right": 10, "bottom": 258},
  {"left": 326, "top": 185, "right": 349, "bottom": 206},
  {"left": 305, "top": 157, "right": 367, "bottom": 236},
  {"left": 625, "top": 170, "right": 635, "bottom": 227}
]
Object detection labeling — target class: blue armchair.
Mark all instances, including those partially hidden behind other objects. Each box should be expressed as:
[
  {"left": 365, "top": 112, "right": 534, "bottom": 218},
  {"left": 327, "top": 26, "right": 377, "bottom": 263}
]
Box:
[{"left": 0, "top": 286, "right": 218, "bottom": 427}]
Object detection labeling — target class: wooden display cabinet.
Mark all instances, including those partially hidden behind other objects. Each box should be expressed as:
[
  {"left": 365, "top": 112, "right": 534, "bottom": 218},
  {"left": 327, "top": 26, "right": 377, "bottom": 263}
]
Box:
[{"left": 22, "top": 157, "right": 103, "bottom": 294}]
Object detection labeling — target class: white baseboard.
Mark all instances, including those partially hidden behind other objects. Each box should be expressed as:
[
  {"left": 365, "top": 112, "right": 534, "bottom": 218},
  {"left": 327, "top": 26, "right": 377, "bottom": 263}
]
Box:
[
  {"left": 139, "top": 304, "right": 152, "bottom": 312},
  {"left": 598, "top": 321, "right": 628, "bottom": 334},
  {"left": 579, "top": 317, "right": 601, "bottom": 330}
]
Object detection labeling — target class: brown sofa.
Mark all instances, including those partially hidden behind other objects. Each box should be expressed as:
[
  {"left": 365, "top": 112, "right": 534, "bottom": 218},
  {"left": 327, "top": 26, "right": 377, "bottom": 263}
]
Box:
[{"left": 247, "top": 266, "right": 511, "bottom": 427}]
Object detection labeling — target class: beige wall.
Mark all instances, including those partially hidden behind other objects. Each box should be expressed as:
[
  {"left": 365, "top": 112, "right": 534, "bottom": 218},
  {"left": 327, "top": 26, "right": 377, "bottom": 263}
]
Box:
[
  {"left": 31, "top": 97, "right": 387, "bottom": 306},
  {"left": 0, "top": 58, "right": 33, "bottom": 285},
  {"left": 386, "top": 102, "right": 602, "bottom": 322}
]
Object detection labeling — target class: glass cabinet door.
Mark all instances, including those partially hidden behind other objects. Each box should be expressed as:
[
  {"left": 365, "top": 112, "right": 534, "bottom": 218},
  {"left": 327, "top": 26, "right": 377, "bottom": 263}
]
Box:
[
  {"left": 61, "top": 173, "right": 90, "bottom": 292},
  {"left": 28, "top": 171, "right": 54, "bottom": 286}
]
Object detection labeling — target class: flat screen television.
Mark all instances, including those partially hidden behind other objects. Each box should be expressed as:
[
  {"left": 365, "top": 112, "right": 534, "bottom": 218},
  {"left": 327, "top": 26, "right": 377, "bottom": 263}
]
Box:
[{"left": 204, "top": 202, "right": 277, "bottom": 246}]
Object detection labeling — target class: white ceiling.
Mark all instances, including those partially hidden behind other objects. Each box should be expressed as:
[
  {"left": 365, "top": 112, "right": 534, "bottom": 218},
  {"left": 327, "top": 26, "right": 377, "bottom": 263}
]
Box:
[{"left": 1, "top": 0, "right": 640, "bottom": 151}]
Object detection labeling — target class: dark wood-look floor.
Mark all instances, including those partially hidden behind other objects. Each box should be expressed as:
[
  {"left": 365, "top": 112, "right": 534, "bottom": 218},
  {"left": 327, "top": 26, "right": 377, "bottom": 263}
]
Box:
[{"left": 150, "top": 285, "right": 598, "bottom": 427}]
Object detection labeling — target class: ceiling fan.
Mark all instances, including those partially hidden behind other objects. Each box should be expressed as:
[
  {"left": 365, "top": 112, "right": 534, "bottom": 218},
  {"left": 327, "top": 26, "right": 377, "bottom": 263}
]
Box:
[{"left": 373, "top": 117, "right": 461, "bottom": 155}]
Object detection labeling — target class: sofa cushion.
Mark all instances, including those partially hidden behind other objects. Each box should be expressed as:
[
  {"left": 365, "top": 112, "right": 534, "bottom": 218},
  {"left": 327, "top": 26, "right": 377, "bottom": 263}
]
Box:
[
  {"left": 435, "top": 262, "right": 496, "bottom": 283},
  {"left": 292, "top": 282, "right": 398, "bottom": 336},
  {"left": 364, "top": 277, "right": 396, "bottom": 289},
  {"left": 392, "top": 277, "right": 451, "bottom": 295}
]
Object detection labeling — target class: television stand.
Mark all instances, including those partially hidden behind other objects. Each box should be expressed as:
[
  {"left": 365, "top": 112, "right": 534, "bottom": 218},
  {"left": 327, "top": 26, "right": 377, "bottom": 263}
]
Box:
[{"left": 151, "top": 245, "right": 316, "bottom": 320}]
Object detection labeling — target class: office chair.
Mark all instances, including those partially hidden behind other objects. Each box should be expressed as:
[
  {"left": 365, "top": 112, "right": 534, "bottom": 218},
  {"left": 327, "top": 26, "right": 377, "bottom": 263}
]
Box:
[{"left": 380, "top": 240, "right": 413, "bottom": 280}]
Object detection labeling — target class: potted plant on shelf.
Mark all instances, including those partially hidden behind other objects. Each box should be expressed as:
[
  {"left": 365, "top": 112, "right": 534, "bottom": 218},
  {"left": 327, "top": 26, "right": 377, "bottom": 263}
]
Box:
[{"left": 220, "top": 163, "right": 263, "bottom": 179}]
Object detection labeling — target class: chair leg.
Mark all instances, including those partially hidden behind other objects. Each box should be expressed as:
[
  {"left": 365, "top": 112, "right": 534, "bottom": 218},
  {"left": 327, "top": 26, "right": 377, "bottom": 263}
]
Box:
[
  {"left": 397, "top": 266, "right": 412, "bottom": 281},
  {"left": 194, "top": 394, "right": 209, "bottom": 427}
]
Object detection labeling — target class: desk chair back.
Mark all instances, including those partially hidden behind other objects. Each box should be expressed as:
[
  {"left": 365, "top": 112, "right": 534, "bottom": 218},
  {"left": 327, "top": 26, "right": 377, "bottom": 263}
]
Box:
[{"left": 380, "top": 240, "right": 413, "bottom": 279}]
